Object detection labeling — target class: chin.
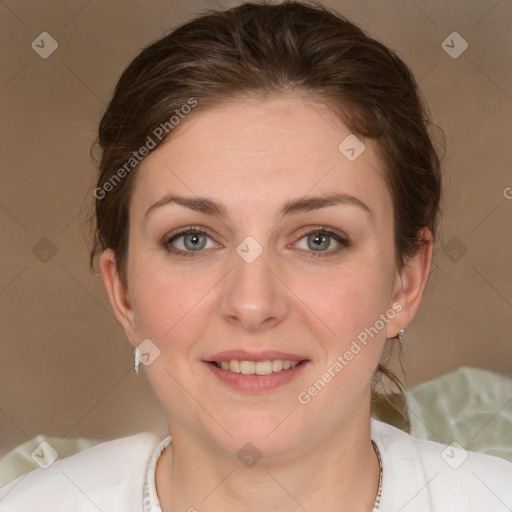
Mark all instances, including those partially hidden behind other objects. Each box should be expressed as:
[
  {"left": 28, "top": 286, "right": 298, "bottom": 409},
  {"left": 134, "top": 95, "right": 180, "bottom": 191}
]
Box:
[{"left": 211, "top": 412, "right": 304, "bottom": 456}]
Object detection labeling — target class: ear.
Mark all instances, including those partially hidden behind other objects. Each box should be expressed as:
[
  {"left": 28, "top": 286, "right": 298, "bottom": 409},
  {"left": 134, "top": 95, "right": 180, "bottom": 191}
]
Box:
[
  {"left": 386, "top": 228, "right": 434, "bottom": 339},
  {"left": 99, "top": 249, "right": 137, "bottom": 346}
]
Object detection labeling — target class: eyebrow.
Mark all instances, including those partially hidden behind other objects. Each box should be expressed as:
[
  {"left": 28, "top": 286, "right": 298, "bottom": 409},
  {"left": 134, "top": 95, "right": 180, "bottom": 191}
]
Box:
[{"left": 143, "top": 191, "right": 372, "bottom": 222}]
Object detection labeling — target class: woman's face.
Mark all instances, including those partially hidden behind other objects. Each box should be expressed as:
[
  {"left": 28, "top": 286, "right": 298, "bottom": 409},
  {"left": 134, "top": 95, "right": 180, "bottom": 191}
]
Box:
[{"left": 103, "top": 94, "right": 413, "bottom": 456}]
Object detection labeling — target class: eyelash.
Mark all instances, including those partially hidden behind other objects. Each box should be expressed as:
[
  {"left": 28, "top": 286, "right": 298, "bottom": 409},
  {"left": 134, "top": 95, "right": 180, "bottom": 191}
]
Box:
[{"left": 161, "top": 226, "right": 350, "bottom": 259}]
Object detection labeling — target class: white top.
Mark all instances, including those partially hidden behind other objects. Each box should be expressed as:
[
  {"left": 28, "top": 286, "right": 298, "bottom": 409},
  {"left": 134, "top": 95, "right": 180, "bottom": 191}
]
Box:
[{"left": 1, "top": 418, "right": 511, "bottom": 511}]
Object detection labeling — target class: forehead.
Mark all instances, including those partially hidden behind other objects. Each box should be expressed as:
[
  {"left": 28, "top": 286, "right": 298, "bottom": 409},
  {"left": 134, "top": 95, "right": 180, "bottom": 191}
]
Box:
[{"left": 131, "top": 94, "right": 392, "bottom": 221}]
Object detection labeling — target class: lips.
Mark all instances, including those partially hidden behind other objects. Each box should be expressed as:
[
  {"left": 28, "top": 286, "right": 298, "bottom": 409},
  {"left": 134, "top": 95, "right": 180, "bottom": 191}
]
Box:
[
  {"left": 202, "top": 350, "right": 310, "bottom": 392},
  {"left": 204, "top": 357, "right": 310, "bottom": 392}
]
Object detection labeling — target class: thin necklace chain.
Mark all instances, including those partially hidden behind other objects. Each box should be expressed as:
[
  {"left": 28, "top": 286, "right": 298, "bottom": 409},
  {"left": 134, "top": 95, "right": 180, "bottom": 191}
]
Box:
[{"left": 371, "top": 440, "right": 383, "bottom": 511}]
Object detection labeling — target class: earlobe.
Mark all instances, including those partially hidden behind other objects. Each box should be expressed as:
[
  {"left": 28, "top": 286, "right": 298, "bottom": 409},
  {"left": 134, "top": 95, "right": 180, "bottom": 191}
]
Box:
[
  {"left": 99, "top": 249, "right": 137, "bottom": 345},
  {"left": 386, "top": 228, "right": 434, "bottom": 339}
]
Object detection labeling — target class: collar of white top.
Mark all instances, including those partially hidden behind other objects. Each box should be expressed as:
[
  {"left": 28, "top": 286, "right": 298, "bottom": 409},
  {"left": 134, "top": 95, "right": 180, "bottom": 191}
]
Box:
[
  {"left": 143, "top": 433, "right": 383, "bottom": 511},
  {"left": 144, "top": 435, "right": 171, "bottom": 512}
]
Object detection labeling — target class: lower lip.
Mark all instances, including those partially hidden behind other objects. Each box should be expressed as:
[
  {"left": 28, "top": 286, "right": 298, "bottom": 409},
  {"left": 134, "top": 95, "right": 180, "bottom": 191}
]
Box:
[{"left": 203, "top": 361, "right": 310, "bottom": 393}]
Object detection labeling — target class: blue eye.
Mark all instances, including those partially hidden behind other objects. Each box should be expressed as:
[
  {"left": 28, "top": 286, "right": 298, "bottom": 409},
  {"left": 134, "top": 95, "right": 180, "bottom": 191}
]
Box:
[
  {"left": 295, "top": 229, "right": 350, "bottom": 258},
  {"left": 304, "top": 232, "right": 334, "bottom": 251},
  {"left": 161, "top": 226, "right": 349, "bottom": 258},
  {"left": 162, "top": 228, "right": 216, "bottom": 257}
]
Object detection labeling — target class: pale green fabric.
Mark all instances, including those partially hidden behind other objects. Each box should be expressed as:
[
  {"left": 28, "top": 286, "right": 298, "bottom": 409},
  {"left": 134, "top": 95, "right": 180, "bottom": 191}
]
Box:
[
  {"left": 1, "top": 366, "right": 511, "bottom": 488},
  {"left": 407, "top": 366, "right": 512, "bottom": 463},
  {"left": 0, "top": 436, "right": 100, "bottom": 488}
]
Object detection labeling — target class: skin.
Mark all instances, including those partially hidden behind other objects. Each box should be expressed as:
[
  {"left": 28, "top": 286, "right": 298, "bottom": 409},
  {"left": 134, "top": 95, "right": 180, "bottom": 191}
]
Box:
[{"left": 100, "top": 93, "right": 433, "bottom": 511}]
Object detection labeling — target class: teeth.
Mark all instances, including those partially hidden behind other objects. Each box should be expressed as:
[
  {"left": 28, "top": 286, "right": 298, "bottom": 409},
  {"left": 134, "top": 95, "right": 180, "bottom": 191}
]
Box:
[
  {"left": 272, "top": 359, "right": 283, "bottom": 372},
  {"left": 229, "top": 360, "right": 241, "bottom": 373},
  {"left": 215, "top": 359, "right": 301, "bottom": 374},
  {"left": 240, "top": 360, "right": 256, "bottom": 374}
]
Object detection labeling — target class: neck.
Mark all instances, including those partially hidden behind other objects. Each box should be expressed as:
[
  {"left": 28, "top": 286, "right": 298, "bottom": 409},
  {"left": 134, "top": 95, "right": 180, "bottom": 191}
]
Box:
[{"left": 156, "top": 413, "right": 380, "bottom": 512}]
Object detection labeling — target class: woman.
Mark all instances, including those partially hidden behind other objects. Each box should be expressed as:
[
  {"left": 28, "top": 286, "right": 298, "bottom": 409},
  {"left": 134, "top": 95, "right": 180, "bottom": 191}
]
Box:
[{"left": 1, "top": 1, "right": 511, "bottom": 511}]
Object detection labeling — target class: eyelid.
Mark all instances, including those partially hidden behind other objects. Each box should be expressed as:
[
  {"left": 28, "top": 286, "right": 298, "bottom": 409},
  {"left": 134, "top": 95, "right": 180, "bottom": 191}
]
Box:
[
  {"left": 294, "top": 225, "right": 348, "bottom": 242},
  {"left": 164, "top": 225, "right": 216, "bottom": 241},
  {"left": 162, "top": 225, "right": 220, "bottom": 255}
]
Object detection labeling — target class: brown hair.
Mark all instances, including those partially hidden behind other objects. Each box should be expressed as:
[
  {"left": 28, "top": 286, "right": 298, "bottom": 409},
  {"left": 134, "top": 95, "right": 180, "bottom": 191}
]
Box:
[{"left": 90, "top": 0, "right": 444, "bottom": 419}]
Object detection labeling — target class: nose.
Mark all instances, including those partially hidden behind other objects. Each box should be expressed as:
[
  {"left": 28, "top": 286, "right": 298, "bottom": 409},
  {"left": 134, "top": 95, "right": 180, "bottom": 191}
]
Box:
[{"left": 219, "top": 241, "right": 290, "bottom": 332}]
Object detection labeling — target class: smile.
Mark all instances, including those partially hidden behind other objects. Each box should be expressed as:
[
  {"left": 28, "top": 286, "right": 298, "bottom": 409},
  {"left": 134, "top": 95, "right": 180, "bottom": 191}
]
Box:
[
  {"left": 204, "top": 359, "right": 310, "bottom": 393},
  {"left": 212, "top": 359, "right": 301, "bottom": 375}
]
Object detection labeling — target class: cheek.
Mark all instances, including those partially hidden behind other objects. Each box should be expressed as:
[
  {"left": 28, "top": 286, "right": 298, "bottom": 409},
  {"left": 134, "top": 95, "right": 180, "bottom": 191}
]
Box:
[
  {"left": 127, "top": 252, "right": 223, "bottom": 350},
  {"left": 312, "top": 261, "right": 393, "bottom": 338},
  {"left": 131, "top": 275, "right": 200, "bottom": 340}
]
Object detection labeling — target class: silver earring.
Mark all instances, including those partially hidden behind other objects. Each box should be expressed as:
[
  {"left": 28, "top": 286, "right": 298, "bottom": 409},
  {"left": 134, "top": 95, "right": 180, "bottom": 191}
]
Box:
[
  {"left": 398, "top": 328, "right": 405, "bottom": 344},
  {"left": 134, "top": 347, "right": 141, "bottom": 374}
]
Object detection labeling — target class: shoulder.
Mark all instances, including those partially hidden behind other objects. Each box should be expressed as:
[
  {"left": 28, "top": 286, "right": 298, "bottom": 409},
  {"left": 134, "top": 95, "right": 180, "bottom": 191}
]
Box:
[
  {"left": 371, "top": 418, "right": 512, "bottom": 512},
  {"left": 0, "top": 431, "right": 163, "bottom": 512}
]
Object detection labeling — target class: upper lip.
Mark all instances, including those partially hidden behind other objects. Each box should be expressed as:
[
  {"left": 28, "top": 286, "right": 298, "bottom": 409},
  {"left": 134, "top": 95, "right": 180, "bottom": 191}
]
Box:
[{"left": 205, "top": 350, "right": 308, "bottom": 362}]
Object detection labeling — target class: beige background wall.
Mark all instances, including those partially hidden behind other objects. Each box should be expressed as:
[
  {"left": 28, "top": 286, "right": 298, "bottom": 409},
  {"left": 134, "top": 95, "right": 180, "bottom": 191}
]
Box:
[{"left": 1, "top": 0, "right": 511, "bottom": 458}]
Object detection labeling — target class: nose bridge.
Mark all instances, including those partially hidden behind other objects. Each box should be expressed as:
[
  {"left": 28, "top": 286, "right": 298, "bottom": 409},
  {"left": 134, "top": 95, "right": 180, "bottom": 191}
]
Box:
[{"left": 220, "top": 234, "right": 288, "bottom": 330}]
